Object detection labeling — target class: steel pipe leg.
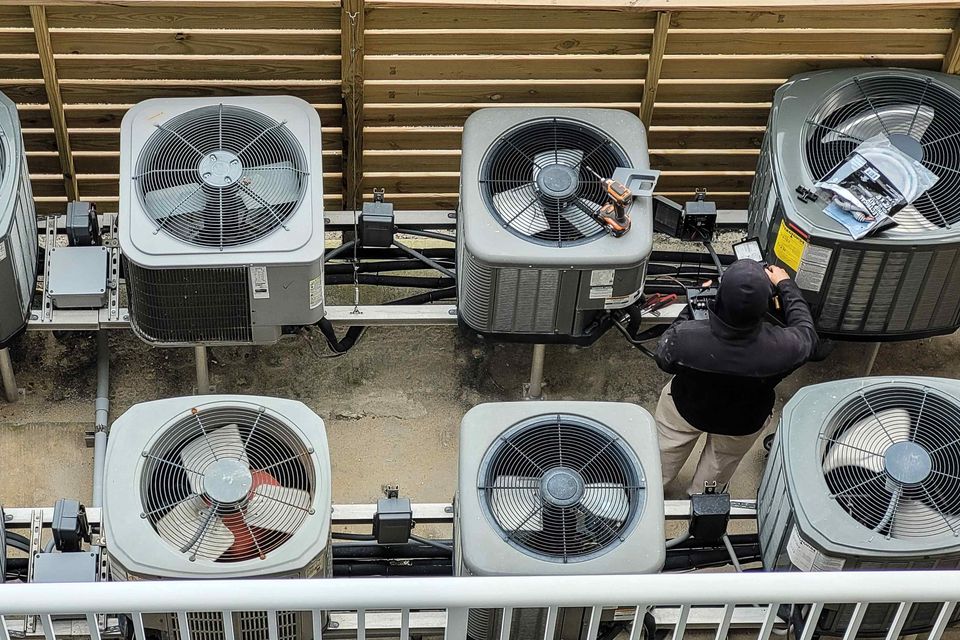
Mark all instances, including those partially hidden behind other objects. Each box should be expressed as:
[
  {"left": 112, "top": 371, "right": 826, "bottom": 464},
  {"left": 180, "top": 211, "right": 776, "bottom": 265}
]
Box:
[
  {"left": 863, "top": 342, "right": 881, "bottom": 377},
  {"left": 0, "top": 347, "right": 18, "bottom": 403},
  {"left": 195, "top": 345, "right": 211, "bottom": 395},
  {"left": 524, "top": 344, "right": 546, "bottom": 400}
]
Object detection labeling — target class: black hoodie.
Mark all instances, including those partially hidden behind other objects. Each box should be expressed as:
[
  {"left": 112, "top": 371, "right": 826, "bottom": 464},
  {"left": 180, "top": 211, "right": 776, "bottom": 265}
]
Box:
[{"left": 654, "top": 260, "right": 819, "bottom": 436}]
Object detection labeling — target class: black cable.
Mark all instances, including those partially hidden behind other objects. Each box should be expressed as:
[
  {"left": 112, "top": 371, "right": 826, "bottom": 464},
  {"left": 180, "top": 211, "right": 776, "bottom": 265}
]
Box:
[
  {"left": 325, "top": 274, "right": 455, "bottom": 289},
  {"left": 4, "top": 532, "right": 29, "bottom": 553},
  {"left": 332, "top": 532, "right": 377, "bottom": 541},
  {"left": 409, "top": 534, "right": 453, "bottom": 554},
  {"left": 395, "top": 228, "right": 456, "bottom": 243},
  {"left": 325, "top": 259, "right": 454, "bottom": 275}
]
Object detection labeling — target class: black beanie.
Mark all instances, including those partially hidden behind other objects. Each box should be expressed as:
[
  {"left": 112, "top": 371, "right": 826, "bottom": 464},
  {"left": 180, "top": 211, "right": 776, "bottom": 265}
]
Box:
[{"left": 715, "top": 259, "right": 773, "bottom": 328}]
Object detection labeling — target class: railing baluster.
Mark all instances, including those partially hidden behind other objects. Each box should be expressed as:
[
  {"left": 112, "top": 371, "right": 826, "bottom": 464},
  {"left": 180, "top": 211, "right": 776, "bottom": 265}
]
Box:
[
  {"left": 400, "top": 609, "right": 410, "bottom": 640},
  {"left": 311, "top": 610, "right": 324, "bottom": 640},
  {"left": 585, "top": 606, "right": 603, "bottom": 639},
  {"left": 499, "top": 607, "right": 513, "bottom": 640},
  {"left": 445, "top": 607, "right": 469, "bottom": 640},
  {"left": 842, "top": 602, "right": 867, "bottom": 640},
  {"left": 0, "top": 615, "right": 10, "bottom": 640},
  {"left": 672, "top": 605, "right": 691, "bottom": 640},
  {"left": 798, "top": 603, "right": 824, "bottom": 640},
  {"left": 266, "top": 610, "right": 279, "bottom": 640},
  {"left": 221, "top": 612, "right": 235, "bottom": 640},
  {"left": 39, "top": 614, "right": 54, "bottom": 640},
  {"left": 357, "top": 609, "right": 366, "bottom": 640},
  {"left": 757, "top": 603, "right": 780, "bottom": 640},
  {"left": 85, "top": 614, "right": 102, "bottom": 640},
  {"left": 884, "top": 602, "right": 912, "bottom": 640},
  {"left": 628, "top": 606, "right": 646, "bottom": 640},
  {"left": 543, "top": 606, "right": 558, "bottom": 640},
  {"left": 929, "top": 602, "right": 957, "bottom": 640},
  {"left": 132, "top": 613, "right": 147, "bottom": 640},
  {"left": 714, "top": 604, "right": 734, "bottom": 640},
  {"left": 176, "top": 611, "right": 191, "bottom": 640}
]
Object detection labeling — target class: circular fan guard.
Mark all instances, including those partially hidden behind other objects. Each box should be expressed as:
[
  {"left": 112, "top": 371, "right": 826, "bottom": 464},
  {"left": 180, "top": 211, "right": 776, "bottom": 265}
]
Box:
[
  {"left": 803, "top": 73, "right": 960, "bottom": 234},
  {"left": 134, "top": 104, "right": 308, "bottom": 249},
  {"left": 480, "top": 118, "right": 630, "bottom": 246},
  {"left": 478, "top": 415, "right": 645, "bottom": 563},
  {"left": 141, "top": 403, "right": 316, "bottom": 563},
  {"left": 821, "top": 383, "right": 960, "bottom": 540}
]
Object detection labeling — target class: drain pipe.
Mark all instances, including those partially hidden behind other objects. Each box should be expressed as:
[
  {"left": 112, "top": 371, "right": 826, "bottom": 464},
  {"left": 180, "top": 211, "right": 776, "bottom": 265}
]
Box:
[{"left": 92, "top": 331, "right": 110, "bottom": 508}]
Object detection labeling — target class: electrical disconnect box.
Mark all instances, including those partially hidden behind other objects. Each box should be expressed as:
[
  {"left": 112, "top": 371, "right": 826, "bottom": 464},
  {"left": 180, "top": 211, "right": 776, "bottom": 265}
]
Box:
[{"left": 46, "top": 245, "right": 109, "bottom": 309}]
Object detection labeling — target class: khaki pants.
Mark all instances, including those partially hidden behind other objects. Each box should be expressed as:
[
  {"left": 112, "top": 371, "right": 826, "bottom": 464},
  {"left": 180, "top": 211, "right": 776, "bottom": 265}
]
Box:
[{"left": 654, "top": 382, "right": 768, "bottom": 495}]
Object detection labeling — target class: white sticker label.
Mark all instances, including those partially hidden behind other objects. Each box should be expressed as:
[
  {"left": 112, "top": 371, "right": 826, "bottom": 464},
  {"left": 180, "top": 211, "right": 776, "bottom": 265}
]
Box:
[
  {"left": 786, "top": 526, "right": 845, "bottom": 571},
  {"left": 250, "top": 266, "right": 270, "bottom": 299},
  {"left": 0, "top": 242, "right": 6, "bottom": 262},
  {"left": 590, "top": 270, "right": 615, "bottom": 287},
  {"left": 309, "top": 275, "right": 323, "bottom": 309},
  {"left": 604, "top": 288, "right": 643, "bottom": 310},
  {"left": 796, "top": 244, "right": 833, "bottom": 292},
  {"left": 590, "top": 286, "right": 614, "bottom": 299}
]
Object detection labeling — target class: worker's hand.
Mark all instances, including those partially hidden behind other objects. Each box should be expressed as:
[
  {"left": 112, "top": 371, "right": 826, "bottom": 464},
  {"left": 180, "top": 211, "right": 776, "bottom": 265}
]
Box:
[
  {"left": 701, "top": 279, "right": 713, "bottom": 288},
  {"left": 766, "top": 265, "right": 790, "bottom": 286}
]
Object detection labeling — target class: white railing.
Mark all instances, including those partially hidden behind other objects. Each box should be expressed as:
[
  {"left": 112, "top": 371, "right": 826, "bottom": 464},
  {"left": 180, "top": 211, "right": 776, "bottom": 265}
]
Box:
[{"left": 2, "top": 572, "right": 959, "bottom": 640}]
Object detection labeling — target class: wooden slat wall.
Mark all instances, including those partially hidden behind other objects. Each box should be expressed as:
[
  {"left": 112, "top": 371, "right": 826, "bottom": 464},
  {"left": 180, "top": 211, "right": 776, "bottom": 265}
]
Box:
[{"left": 0, "top": 1, "right": 957, "bottom": 214}]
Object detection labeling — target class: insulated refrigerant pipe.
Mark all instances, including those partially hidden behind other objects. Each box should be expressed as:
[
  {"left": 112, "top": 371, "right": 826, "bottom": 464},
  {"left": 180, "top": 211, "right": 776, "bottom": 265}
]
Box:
[
  {"left": 0, "top": 347, "right": 16, "bottom": 403},
  {"left": 92, "top": 331, "right": 110, "bottom": 508}
]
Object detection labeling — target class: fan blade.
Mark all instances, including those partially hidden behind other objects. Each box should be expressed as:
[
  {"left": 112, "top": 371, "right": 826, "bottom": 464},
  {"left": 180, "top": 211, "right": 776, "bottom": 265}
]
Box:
[
  {"left": 533, "top": 149, "right": 584, "bottom": 177},
  {"left": 244, "top": 484, "right": 312, "bottom": 533},
  {"left": 582, "top": 483, "right": 629, "bottom": 523},
  {"left": 822, "top": 105, "right": 935, "bottom": 143},
  {"left": 489, "top": 475, "right": 542, "bottom": 532},
  {"left": 156, "top": 496, "right": 236, "bottom": 559},
  {"left": 144, "top": 183, "right": 206, "bottom": 220},
  {"left": 890, "top": 204, "right": 941, "bottom": 232},
  {"left": 890, "top": 498, "right": 960, "bottom": 539},
  {"left": 239, "top": 161, "right": 301, "bottom": 209},
  {"left": 492, "top": 184, "right": 550, "bottom": 236},
  {"left": 180, "top": 423, "right": 248, "bottom": 494},
  {"left": 823, "top": 408, "right": 912, "bottom": 474},
  {"left": 560, "top": 199, "right": 604, "bottom": 237}
]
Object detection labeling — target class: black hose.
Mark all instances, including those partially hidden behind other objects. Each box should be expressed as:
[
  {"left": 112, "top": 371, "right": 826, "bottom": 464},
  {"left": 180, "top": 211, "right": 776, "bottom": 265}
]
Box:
[
  {"left": 325, "top": 274, "right": 455, "bottom": 289},
  {"left": 4, "top": 532, "right": 29, "bottom": 553},
  {"left": 387, "top": 286, "right": 456, "bottom": 306},
  {"left": 325, "top": 259, "right": 454, "bottom": 275},
  {"left": 650, "top": 250, "right": 736, "bottom": 265},
  {"left": 395, "top": 228, "right": 456, "bottom": 243},
  {"left": 356, "top": 247, "right": 454, "bottom": 260},
  {"left": 409, "top": 534, "right": 453, "bottom": 554},
  {"left": 332, "top": 532, "right": 377, "bottom": 541}
]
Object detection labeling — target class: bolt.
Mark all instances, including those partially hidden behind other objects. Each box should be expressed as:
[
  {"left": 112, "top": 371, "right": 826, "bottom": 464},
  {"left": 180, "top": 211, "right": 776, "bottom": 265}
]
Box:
[{"left": 209, "top": 154, "right": 217, "bottom": 161}]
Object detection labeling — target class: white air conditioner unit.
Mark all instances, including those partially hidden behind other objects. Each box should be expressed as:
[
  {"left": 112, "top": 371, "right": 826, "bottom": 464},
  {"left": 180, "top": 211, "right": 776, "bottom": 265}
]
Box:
[
  {"left": 103, "top": 395, "right": 332, "bottom": 640},
  {"left": 119, "top": 97, "right": 325, "bottom": 346},
  {"left": 456, "top": 401, "right": 664, "bottom": 640}
]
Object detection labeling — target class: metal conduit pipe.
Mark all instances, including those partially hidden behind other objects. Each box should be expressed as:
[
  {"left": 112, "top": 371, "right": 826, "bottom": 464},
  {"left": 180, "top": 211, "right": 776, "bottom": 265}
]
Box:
[{"left": 92, "top": 331, "right": 110, "bottom": 508}]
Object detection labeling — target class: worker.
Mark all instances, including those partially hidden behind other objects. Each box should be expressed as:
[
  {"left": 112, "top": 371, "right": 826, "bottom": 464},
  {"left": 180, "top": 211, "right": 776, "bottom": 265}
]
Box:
[{"left": 653, "top": 259, "right": 818, "bottom": 495}]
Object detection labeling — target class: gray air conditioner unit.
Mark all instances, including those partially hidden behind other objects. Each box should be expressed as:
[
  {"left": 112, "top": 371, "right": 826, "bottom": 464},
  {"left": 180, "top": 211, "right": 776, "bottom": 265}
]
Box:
[
  {"left": 759, "top": 377, "right": 960, "bottom": 637},
  {"left": 120, "top": 97, "right": 325, "bottom": 347},
  {"left": 103, "top": 396, "right": 331, "bottom": 640},
  {"left": 458, "top": 109, "right": 655, "bottom": 345},
  {"left": 457, "top": 402, "right": 664, "bottom": 640},
  {"left": 0, "top": 90, "right": 38, "bottom": 347},
  {"left": 749, "top": 69, "right": 960, "bottom": 341}
]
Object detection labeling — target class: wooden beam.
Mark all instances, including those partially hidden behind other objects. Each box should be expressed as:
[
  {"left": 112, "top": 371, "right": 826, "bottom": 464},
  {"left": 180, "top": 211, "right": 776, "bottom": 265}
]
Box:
[
  {"left": 341, "top": 0, "right": 364, "bottom": 211},
  {"left": 640, "top": 10, "right": 670, "bottom": 129},
  {"left": 29, "top": 4, "right": 77, "bottom": 202},
  {"left": 943, "top": 13, "right": 960, "bottom": 74}
]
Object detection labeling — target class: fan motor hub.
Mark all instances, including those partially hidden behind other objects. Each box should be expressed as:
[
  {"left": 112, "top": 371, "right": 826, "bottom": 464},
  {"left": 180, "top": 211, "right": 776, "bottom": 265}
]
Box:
[
  {"left": 888, "top": 134, "right": 924, "bottom": 162},
  {"left": 541, "top": 466, "right": 586, "bottom": 507},
  {"left": 198, "top": 150, "right": 243, "bottom": 188},
  {"left": 883, "top": 441, "right": 932, "bottom": 485},
  {"left": 536, "top": 164, "right": 579, "bottom": 199},
  {"left": 203, "top": 458, "right": 253, "bottom": 504}
]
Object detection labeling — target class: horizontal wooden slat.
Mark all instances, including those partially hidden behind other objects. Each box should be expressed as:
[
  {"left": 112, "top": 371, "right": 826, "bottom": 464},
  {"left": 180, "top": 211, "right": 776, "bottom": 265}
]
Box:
[
  {"left": 363, "top": 102, "right": 642, "bottom": 126},
  {"left": 49, "top": 29, "right": 341, "bottom": 56},
  {"left": 365, "top": 7, "right": 658, "bottom": 29},
  {"left": 56, "top": 104, "right": 343, "bottom": 128},
  {"left": 669, "top": 8, "right": 959, "bottom": 29},
  {"left": 0, "top": 30, "right": 40, "bottom": 54},
  {"left": 660, "top": 54, "right": 943, "bottom": 78},
  {"left": 365, "top": 54, "right": 647, "bottom": 80},
  {"left": 666, "top": 29, "right": 952, "bottom": 55},
  {"left": 0, "top": 53, "right": 40, "bottom": 77},
  {"left": 45, "top": 6, "right": 341, "bottom": 30},
  {"left": 55, "top": 55, "right": 341, "bottom": 80},
  {"left": 57, "top": 79, "right": 340, "bottom": 103},
  {"left": 0, "top": 79, "right": 46, "bottom": 102},
  {"left": 365, "top": 30, "right": 652, "bottom": 55},
  {"left": 365, "top": 79, "right": 643, "bottom": 102},
  {"left": 654, "top": 103, "right": 772, "bottom": 127}
]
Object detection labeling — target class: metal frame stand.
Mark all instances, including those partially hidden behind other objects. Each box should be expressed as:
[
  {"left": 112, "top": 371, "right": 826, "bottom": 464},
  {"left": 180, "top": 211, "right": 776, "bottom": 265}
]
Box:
[
  {"left": 0, "top": 346, "right": 18, "bottom": 402},
  {"left": 194, "top": 346, "right": 212, "bottom": 395},
  {"left": 863, "top": 342, "right": 881, "bottom": 377},
  {"left": 523, "top": 344, "right": 546, "bottom": 400}
]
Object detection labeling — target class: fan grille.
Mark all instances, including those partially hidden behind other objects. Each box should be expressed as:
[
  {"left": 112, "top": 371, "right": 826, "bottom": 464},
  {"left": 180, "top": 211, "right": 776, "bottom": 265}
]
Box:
[
  {"left": 478, "top": 415, "right": 645, "bottom": 563},
  {"left": 479, "top": 118, "right": 630, "bottom": 246},
  {"left": 803, "top": 73, "right": 960, "bottom": 234},
  {"left": 141, "top": 403, "right": 316, "bottom": 563},
  {"left": 821, "top": 382, "right": 960, "bottom": 540},
  {"left": 134, "top": 104, "right": 308, "bottom": 249}
]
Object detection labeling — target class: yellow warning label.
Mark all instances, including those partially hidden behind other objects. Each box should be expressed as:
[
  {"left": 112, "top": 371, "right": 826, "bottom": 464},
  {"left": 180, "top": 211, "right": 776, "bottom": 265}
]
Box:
[{"left": 774, "top": 223, "right": 806, "bottom": 272}]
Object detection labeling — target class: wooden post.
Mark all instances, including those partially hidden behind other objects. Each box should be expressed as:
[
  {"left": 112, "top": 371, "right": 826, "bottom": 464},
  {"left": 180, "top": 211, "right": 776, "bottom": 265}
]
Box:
[
  {"left": 640, "top": 10, "right": 671, "bottom": 130},
  {"left": 943, "top": 14, "right": 960, "bottom": 74},
  {"left": 341, "top": 0, "right": 365, "bottom": 211},
  {"left": 30, "top": 5, "right": 78, "bottom": 202}
]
